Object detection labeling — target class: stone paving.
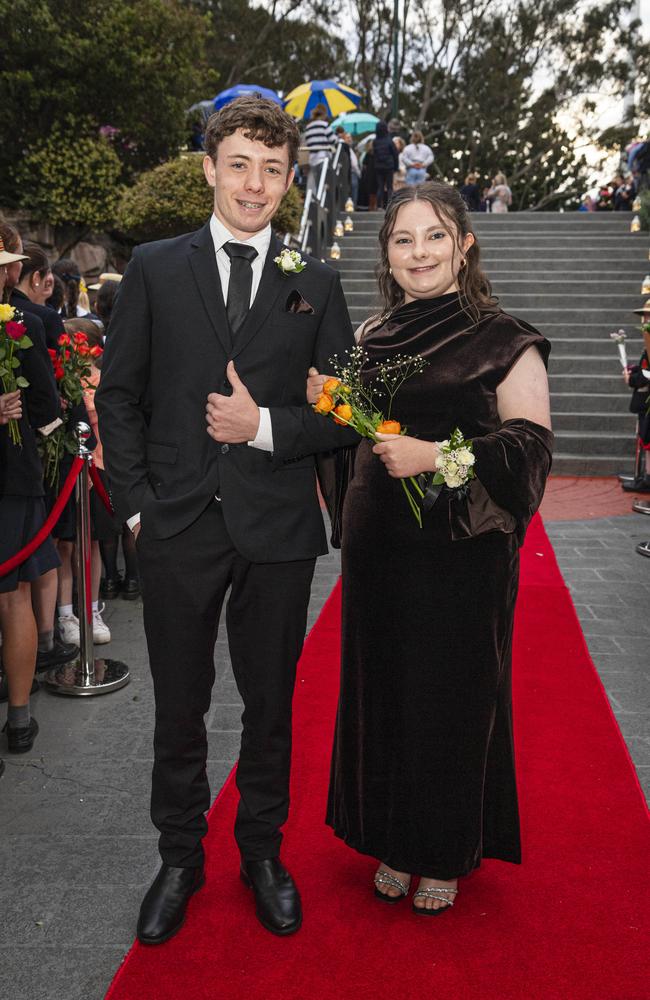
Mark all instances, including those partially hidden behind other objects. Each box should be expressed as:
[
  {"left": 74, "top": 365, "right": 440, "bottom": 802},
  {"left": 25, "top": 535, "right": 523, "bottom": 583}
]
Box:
[{"left": 0, "top": 506, "right": 648, "bottom": 1000}]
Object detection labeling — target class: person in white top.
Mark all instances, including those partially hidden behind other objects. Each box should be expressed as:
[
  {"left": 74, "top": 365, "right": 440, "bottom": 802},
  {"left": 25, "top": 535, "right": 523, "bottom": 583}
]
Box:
[
  {"left": 402, "top": 130, "right": 434, "bottom": 186},
  {"left": 486, "top": 172, "right": 513, "bottom": 213}
]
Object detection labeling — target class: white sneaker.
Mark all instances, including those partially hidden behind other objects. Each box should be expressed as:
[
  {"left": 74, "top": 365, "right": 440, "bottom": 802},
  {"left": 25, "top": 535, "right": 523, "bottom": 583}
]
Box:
[
  {"left": 58, "top": 613, "right": 80, "bottom": 645},
  {"left": 92, "top": 605, "right": 111, "bottom": 644}
]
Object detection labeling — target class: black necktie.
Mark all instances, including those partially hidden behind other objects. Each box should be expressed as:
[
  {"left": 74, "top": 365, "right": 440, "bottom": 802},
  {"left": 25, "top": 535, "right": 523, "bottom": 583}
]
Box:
[{"left": 223, "top": 242, "right": 258, "bottom": 336}]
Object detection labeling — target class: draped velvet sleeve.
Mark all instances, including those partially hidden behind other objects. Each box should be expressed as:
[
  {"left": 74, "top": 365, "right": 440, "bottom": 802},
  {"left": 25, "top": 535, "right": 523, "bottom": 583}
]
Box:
[{"left": 450, "top": 419, "right": 554, "bottom": 545}]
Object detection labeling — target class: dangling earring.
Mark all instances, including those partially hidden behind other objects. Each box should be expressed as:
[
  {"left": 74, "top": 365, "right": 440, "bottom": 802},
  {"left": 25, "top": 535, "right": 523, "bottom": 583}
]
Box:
[
  {"left": 389, "top": 267, "right": 393, "bottom": 276},
  {"left": 460, "top": 257, "right": 467, "bottom": 269}
]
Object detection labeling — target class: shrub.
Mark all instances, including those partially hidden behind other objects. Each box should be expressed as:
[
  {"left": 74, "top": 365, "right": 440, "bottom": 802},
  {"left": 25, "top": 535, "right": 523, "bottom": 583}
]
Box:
[
  {"left": 116, "top": 154, "right": 303, "bottom": 240},
  {"left": 17, "top": 124, "right": 123, "bottom": 229}
]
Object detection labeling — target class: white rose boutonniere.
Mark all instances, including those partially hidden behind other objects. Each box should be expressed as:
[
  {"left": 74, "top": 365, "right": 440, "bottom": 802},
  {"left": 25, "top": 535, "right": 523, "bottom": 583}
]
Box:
[{"left": 274, "top": 248, "right": 307, "bottom": 276}]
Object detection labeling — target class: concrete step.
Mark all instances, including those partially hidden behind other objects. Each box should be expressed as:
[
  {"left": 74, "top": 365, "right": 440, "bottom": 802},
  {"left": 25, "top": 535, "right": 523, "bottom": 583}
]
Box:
[
  {"left": 551, "top": 454, "right": 632, "bottom": 475},
  {"left": 549, "top": 372, "right": 631, "bottom": 393},
  {"left": 552, "top": 411, "right": 637, "bottom": 432},
  {"left": 547, "top": 355, "right": 631, "bottom": 375},
  {"left": 547, "top": 337, "right": 643, "bottom": 356},
  {"left": 550, "top": 392, "right": 632, "bottom": 413},
  {"left": 552, "top": 429, "right": 633, "bottom": 457}
]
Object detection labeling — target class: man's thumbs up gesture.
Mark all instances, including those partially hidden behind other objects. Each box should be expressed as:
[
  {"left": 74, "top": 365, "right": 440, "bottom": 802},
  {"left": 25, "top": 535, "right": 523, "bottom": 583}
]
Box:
[{"left": 206, "top": 361, "right": 260, "bottom": 443}]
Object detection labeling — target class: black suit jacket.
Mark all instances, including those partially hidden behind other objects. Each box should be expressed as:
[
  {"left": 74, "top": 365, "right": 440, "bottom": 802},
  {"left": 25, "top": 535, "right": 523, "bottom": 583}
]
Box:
[{"left": 96, "top": 222, "right": 358, "bottom": 559}]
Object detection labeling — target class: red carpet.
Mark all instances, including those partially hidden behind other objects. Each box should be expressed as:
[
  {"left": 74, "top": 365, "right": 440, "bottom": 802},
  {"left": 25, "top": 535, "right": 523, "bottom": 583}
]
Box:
[{"left": 106, "top": 516, "right": 649, "bottom": 1000}]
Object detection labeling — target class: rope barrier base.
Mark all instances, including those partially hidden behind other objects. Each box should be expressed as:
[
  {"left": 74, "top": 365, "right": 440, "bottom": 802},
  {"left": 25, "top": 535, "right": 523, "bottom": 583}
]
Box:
[{"left": 42, "top": 655, "right": 130, "bottom": 697}]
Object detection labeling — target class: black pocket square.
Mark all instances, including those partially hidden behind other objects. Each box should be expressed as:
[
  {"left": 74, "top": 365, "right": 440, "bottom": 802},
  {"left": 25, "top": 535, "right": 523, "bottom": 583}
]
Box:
[{"left": 286, "top": 289, "right": 315, "bottom": 315}]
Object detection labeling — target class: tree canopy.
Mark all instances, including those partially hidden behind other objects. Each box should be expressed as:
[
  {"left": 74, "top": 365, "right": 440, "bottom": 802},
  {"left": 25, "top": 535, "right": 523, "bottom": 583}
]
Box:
[
  {"left": 0, "top": 0, "right": 211, "bottom": 204},
  {"left": 1, "top": 0, "right": 647, "bottom": 218}
]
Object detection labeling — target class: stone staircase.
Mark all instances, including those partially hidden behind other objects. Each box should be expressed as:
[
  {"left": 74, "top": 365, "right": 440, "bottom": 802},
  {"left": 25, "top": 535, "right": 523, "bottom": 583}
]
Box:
[{"left": 332, "top": 211, "right": 649, "bottom": 475}]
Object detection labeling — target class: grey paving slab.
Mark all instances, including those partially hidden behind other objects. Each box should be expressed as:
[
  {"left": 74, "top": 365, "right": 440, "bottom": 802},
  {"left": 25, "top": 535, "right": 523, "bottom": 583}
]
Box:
[{"left": 0, "top": 511, "right": 647, "bottom": 1000}]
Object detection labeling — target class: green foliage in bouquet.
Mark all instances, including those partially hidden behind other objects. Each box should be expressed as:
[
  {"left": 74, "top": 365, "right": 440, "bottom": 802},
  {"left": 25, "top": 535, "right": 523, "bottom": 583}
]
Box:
[
  {"left": 115, "top": 155, "right": 303, "bottom": 240},
  {"left": 17, "top": 120, "right": 123, "bottom": 229}
]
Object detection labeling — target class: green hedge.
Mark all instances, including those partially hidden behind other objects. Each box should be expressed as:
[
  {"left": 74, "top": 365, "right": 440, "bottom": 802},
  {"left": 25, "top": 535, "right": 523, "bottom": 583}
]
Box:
[
  {"left": 17, "top": 125, "right": 123, "bottom": 229},
  {"left": 116, "top": 154, "right": 303, "bottom": 241}
]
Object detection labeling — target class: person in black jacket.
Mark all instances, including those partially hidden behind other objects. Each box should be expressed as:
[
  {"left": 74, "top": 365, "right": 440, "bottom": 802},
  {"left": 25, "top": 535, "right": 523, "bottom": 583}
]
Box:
[
  {"left": 10, "top": 239, "right": 65, "bottom": 349},
  {"left": 96, "top": 96, "right": 358, "bottom": 944},
  {"left": 0, "top": 224, "right": 78, "bottom": 672},
  {"left": 373, "top": 120, "right": 399, "bottom": 209},
  {"left": 0, "top": 244, "right": 61, "bottom": 753}
]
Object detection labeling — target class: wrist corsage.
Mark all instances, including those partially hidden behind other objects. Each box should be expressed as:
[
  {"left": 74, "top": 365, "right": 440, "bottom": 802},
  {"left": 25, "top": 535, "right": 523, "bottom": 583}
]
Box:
[{"left": 418, "top": 428, "right": 475, "bottom": 511}]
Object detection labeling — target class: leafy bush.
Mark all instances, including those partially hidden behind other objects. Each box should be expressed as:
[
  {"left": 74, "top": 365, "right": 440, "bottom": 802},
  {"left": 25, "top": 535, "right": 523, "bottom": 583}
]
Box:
[
  {"left": 116, "top": 154, "right": 303, "bottom": 240},
  {"left": 17, "top": 124, "right": 123, "bottom": 229}
]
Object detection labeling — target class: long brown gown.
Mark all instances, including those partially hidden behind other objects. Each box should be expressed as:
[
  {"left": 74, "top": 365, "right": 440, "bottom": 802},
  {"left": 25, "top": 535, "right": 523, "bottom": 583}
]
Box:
[{"left": 326, "top": 292, "right": 553, "bottom": 880}]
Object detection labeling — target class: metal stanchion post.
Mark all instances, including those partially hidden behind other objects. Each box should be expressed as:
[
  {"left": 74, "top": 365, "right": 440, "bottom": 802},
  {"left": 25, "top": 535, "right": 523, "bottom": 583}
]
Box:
[{"left": 43, "top": 422, "right": 130, "bottom": 696}]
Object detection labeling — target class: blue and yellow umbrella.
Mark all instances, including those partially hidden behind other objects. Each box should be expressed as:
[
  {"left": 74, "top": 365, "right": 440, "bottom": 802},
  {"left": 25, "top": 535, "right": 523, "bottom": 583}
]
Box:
[{"left": 283, "top": 80, "right": 362, "bottom": 121}]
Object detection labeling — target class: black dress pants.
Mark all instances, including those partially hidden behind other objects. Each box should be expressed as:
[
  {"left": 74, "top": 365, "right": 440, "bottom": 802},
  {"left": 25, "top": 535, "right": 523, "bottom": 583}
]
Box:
[
  {"left": 375, "top": 169, "right": 394, "bottom": 208},
  {"left": 137, "top": 499, "right": 315, "bottom": 868}
]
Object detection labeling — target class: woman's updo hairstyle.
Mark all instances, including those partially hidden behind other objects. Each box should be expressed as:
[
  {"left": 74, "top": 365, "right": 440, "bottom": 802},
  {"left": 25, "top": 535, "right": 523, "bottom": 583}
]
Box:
[
  {"left": 376, "top": 180, "right": 498, "bottom": 325},
  {"left": 18, "top": 242, "right": 50, "bottom": 286}
]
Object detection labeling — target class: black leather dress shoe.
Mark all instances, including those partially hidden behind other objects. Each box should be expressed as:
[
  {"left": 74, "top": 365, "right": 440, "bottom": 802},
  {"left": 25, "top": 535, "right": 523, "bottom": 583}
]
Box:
[
  {"left": 137, "top": 863, "right": 205, "bottom": 944},
  {"left": 35, "top": 639, "right": 78, "bottom": 673},
  {"left": 121, "top": 578, "right": 140, "bottom": 600},
  {"left": 100, "top": 576, "right": 122, "bottom": 599},
  {"left": 3, "top": 717, "right": 39, "bottom": 754},
  {"left": 240, "top": 857, "right": 302, "bottom": 936}
]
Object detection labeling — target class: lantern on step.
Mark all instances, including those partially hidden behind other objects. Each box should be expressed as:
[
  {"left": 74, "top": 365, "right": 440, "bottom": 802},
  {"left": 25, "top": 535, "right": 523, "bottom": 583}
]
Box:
[
  {"left": 334, "top": 220, "right": 344, "bottom": 238},
  {"left": 631, "top": 215, "right": 641, "bottom": 233},
  {"left": 345, "top": 197, "right": 355, "bottom": 213},
  {"left": 642, "top": 274, "right": 650, "bottom": 295},
  {"left": 632, "top": 196, "right": 641, "bottom": 212},
  {"left": 329, "top": 242, "right": 341, "bottom": 260},
  {"left": 344, "top": 215, "right": 354, "bottom": 232}
]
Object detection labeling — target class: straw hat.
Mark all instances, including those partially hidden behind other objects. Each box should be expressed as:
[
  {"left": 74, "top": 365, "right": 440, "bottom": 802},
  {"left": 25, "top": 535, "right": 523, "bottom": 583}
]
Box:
[
  {"left": 0, "top": 235, "right": 28, "bottom": 266},
  {"left": 88, "top": 272, "right": 123, "bottom": 290},
  {"left": 632, "top": 299, "right": 650, "bottom": 315}
]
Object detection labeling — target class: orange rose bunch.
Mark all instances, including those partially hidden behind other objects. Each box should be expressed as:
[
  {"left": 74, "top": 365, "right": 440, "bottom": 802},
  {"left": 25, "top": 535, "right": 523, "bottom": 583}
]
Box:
[{"left": 312, "top": 346, "right": 430, "bottom": 526}]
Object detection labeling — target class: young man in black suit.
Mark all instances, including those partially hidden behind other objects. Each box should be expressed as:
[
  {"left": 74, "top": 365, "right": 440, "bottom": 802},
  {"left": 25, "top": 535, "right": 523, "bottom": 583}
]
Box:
[{"left": 96, "top": 97, "right": 357, "bottom": 943}]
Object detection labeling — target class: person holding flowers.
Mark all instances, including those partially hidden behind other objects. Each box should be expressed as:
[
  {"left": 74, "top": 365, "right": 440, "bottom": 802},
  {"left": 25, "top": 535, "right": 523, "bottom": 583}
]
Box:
[
  {"left": 0, "top": 241, "right": 61, "bottom": 753},
  {"left": 309, "top": 181, "right": 553, "bottom": 914}
]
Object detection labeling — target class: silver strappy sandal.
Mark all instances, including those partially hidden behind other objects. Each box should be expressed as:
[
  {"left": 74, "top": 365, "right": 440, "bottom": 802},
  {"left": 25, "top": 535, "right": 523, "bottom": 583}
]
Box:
[
  {"left": 412, "top": 884, "right": 458, "bottom": 915},
  {"left": 374, "top": 869, "right": 411, "bottom": 904}
]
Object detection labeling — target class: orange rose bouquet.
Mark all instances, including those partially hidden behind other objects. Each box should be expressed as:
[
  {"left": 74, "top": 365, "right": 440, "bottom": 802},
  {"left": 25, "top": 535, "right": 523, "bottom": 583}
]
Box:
[
  {"left": 39, "top": 331, "right": 102, "bottom": 488},
  {"left": 313, "top": 345, "right": 430, "bottom": 526}
]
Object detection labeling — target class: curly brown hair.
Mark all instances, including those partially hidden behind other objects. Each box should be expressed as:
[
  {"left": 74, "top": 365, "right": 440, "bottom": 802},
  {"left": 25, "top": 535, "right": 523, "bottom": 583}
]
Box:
[
  {"left": 375, "top": 181, "right": 498, "bottom": 327},
  {"left": 204, "top": 96, "right": 300, "bottom": 171}
]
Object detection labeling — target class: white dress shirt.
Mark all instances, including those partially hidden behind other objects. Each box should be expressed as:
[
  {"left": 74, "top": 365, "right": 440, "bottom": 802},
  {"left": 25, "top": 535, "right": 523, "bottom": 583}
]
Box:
[
  {"left": 126, "top": 214, "right": 275, "bottom": 532},
  {"left": 209, "top": 214, "right": 274, "bottom": 453}
]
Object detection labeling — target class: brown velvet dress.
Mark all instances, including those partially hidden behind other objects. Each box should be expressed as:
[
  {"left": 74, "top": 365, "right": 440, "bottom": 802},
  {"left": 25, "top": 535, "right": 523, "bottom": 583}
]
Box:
[{"left": 326, "top": 292, "right": 553, "bottom": 880}]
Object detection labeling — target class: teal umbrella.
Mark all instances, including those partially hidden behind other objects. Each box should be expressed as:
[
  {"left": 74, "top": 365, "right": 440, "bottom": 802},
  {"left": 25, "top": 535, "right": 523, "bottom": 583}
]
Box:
[{"left": 329, "top": 112, "right": 380, "bottom": 136}]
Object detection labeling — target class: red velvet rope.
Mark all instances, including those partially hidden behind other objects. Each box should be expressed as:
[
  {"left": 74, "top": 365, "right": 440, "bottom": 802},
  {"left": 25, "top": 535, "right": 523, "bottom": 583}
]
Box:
[
  {"left": 88, "top": 462, "right": 114, "bottom": 514},
  {"left": 0, "top": 456, "right": 84, "bottom": 578}
]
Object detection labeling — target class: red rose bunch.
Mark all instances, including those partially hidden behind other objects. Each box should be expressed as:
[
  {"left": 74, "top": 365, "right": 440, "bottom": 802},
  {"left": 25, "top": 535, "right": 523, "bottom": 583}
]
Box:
[{"left": 0, "top": 304, "right": 33, "bottom": 446}]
